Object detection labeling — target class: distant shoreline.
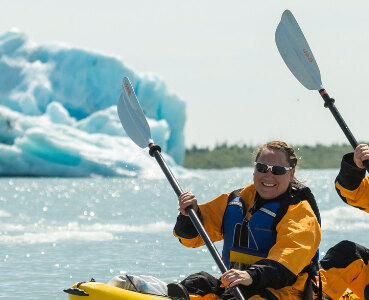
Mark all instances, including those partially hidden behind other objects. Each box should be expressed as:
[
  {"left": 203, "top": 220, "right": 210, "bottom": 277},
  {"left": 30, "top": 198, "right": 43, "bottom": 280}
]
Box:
[{"left": 184, "top": 143, "right": 368, "bottom": 169}]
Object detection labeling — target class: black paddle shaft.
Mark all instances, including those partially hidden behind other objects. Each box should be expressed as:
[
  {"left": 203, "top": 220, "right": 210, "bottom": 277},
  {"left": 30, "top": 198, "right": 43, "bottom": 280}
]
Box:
[
  {"left": 319, "top": 89, "right": 369, "bottom": 172},
  {"left": 148, "top": 145, "right": 245, "bottom": 300}
]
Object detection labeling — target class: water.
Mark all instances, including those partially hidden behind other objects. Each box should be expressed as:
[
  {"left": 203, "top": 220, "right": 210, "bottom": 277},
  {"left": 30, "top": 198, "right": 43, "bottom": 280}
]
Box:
[{"left": 1, "top": 168, "right": 368, "bottom": 299}]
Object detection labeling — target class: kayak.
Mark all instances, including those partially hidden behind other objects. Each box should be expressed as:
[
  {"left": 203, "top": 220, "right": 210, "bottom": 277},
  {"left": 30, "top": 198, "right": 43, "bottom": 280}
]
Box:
[
  {"left": 65, "top": 280, "right": 361, "bottom": 300},
  {"left": 64, "top": 281, "right": 168, "bottom": 300}
]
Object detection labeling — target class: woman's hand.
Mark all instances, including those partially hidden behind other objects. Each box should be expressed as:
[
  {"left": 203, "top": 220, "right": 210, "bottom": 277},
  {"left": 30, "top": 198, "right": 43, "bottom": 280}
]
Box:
[
  {"left": 220, "top": 269, "right": 253, "bottom": 288},
  {"left": 178, "top": 191, "right": 199, "bottom": 216},
  {"left": 354, "top": 144, "right": 369, "bottom": 169}
]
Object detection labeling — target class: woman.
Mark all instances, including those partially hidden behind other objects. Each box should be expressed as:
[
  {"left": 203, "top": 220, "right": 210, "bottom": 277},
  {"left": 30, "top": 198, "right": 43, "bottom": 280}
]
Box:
[{"left": 172, "top": 141, "right": 321, "bottom": 300}]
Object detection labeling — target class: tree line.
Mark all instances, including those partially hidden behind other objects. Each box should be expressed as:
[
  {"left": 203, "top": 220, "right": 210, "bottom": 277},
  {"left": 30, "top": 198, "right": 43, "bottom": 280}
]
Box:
[{"left": 183, "top": 143, "right": 367, "bottom": 169}]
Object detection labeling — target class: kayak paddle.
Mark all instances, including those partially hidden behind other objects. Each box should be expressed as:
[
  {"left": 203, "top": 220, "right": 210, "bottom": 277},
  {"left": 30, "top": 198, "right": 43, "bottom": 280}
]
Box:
[
  {"left": 275, "top": 10, "right": 369, "bottom": 172},
  {"left": 117, "top": 77, "right": 245, "bottom": 300}
]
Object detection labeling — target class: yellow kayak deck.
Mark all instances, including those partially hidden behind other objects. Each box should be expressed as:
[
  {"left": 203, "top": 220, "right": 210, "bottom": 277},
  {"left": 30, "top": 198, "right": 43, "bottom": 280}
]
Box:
[
  {"left": 65, "top": 281, "right": 361, "bottom": 300},
  {"left": 65, "top": 282, "right": 168, "bottom": 300}
]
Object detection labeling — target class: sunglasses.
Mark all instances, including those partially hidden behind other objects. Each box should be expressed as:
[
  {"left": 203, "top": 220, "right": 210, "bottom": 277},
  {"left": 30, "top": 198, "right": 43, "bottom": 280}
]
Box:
[{"left": 254, "top": 162, "right": 293, "bottom": 175}]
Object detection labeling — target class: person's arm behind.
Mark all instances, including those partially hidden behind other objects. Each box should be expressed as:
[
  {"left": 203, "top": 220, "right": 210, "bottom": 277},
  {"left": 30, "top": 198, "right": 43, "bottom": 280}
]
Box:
[{"left": 335, "top": 145, "right": 369, "bottom": 212}]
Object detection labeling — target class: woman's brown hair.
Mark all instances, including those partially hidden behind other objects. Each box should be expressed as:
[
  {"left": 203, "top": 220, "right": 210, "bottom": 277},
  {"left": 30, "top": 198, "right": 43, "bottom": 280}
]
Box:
[{"left": 254, "top": 140, "right": 298, "bottom": 168}]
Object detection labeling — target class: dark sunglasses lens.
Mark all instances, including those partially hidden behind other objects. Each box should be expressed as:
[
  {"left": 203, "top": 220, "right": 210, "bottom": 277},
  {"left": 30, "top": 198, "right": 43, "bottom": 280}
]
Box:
[
  {"left": 271, "top": 166, "right": 287, "bottom": 175},
  {"left": 255, "top": 163, "right": 268, "bottom": 173}
]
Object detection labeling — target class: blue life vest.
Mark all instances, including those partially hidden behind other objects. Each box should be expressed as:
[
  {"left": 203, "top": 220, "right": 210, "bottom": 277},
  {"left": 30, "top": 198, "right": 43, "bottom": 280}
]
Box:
[
  {"left": 221, "top": 184, "right": 321, "bottom": 270},
  {"left": 222, "top": 194, "right": 279, "bottom": 269},
  {"left": 221, "top": 195, "right": 244, "bottom": 268}
]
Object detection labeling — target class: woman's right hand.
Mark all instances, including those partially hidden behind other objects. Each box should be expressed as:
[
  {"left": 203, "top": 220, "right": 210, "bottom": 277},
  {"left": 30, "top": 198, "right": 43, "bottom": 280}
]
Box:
[
  {"left": 354, "top": 144, "right": 369, "bottom": 169},
  {"left": 178, "top": 191, "right": 199, "bottom": 216},
  {"left": 220, "top": 269, "right": 253, "bottom": 288}
]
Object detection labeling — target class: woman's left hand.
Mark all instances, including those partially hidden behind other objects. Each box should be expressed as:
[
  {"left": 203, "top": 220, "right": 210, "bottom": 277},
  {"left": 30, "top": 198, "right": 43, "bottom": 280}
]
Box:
[{"left": 220, "top": 269, "right": 253, "bottom": 288}]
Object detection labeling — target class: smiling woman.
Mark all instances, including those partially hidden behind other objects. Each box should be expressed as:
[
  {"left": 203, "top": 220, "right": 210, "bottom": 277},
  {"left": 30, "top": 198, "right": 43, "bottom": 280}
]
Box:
[
  {"left": 172, "top": 140, "right": 322, "bottom": 300},
  {"left": 253, "top": 142, "right": 297, "bottom": 200}
]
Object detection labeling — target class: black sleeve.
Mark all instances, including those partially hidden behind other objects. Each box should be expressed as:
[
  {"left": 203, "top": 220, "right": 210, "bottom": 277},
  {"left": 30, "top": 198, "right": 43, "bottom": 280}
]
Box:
[
  {"left": 335, "top": 153, "right": 366, "bottom": 191},
  {"left": 246, "top": 259, "right": 297, "bottom": 290},
  {"left": 173, "top": 209, "right": 202, "bottom": 239},
  {"left": 320, "top": 240, "right": 369, "bottom": 270}
]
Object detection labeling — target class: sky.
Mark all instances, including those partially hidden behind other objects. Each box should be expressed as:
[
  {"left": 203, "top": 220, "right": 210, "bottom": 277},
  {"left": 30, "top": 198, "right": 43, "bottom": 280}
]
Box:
[{"left": 1, "top": 0, "right": 368, "bottom": 149}]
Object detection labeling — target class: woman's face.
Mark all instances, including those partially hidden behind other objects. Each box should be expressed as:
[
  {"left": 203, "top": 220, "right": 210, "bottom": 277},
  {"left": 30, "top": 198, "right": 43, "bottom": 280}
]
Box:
[{"left": 253, "top": 148, "right": 295, "bottom": 199}]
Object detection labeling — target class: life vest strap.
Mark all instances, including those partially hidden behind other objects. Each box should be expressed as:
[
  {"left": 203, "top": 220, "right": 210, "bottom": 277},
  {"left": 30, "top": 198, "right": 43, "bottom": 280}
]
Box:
[{"left": 230, "top": 250, "right": 265, "bottom": 267}]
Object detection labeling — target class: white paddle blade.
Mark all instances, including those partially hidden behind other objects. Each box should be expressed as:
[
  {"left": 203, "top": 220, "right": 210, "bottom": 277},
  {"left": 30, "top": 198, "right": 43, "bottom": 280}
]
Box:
[
  {"left": 117, "top": 77, "right": 153, "bottom": 148},
  {"left": 275, "top": 10, "right": 323, "bottom": 90}
]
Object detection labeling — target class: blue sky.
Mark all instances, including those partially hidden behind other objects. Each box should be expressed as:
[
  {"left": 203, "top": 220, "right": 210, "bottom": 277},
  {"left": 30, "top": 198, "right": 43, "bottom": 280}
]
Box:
[{"left": 1, "top": 0, "right": 368, "bottom": 148}]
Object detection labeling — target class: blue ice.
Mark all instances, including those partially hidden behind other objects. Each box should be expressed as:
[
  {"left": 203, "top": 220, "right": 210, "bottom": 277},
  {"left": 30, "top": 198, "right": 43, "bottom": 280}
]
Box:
[{"left": 0, "top": 29, "right": 185, "bottom": 176}]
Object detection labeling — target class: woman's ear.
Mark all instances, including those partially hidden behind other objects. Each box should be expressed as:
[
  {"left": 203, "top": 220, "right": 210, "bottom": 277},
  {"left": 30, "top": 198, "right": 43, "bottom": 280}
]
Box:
[{"left": 290, "top": 169, "right": 295, "bottom": 182}]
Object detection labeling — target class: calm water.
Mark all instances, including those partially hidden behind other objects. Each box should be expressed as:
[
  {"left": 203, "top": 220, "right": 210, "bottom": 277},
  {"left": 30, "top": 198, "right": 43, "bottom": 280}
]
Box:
[{"left": 1, "top": 168, "right": 368, "bottom": 299}]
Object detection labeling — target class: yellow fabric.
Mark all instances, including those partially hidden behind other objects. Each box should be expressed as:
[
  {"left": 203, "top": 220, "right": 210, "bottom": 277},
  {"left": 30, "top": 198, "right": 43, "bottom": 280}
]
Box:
[
  {"left": 320, "top": 258, "right": 369, "bottom": 299},
  {"left": 335, "top": 177, "right": 369, "bottom": 213},
  {"left": 173, "top": 192, "right": 231, "bottom": 248},
  {"left": 174, "top": 184, "right": 321, "bottom": 299},
  {"left": 189, "top": 294, "right": 219, "bottom": 300},
  {"left": 268, "top": 201, "right": 321, "bottom": 275},
  {"left": 229, "top": 250, "right": 264, "bottom": 266}
]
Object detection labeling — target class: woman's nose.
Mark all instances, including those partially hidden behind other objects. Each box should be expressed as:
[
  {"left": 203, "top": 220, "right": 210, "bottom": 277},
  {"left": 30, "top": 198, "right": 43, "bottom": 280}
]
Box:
[{"left": 263, "top": 169, "right": 274, "bottom": 177}]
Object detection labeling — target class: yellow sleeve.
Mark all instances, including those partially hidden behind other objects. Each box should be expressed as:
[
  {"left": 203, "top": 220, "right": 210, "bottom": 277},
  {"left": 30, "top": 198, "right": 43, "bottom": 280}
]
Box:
[
  {"left": 267, "top": 200, "right": 321, "bottom": 275},
  {"left": 335, "top": 177, "right": 369, "bottom": 212},
  {"left": 173, "top": 184, "right": 256, "bottom": 248},
  {"left": 173, "top": 193, "right": 229, "bottom": 248}
]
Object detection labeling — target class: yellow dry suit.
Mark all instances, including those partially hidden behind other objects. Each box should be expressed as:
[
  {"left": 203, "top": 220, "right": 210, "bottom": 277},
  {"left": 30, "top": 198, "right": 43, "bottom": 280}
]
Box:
[
  {"left": 173, "top": 182, "right": 321, "bottom": 300},
  {"left": 317, "top": 152, "right": 369, "bottom": 299},
  {"left": 335, "top": 153, "right": 369, "bottom": 212}
]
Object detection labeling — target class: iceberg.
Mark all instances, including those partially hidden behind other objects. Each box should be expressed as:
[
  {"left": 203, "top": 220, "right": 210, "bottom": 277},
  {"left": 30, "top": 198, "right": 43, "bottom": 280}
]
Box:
[{"left": 0, "top": 29, "right": 186, "bottom": 176}]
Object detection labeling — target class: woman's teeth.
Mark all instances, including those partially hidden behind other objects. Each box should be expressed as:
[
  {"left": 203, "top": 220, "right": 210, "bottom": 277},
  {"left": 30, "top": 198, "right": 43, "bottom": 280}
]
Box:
[{"left": 262, "top": 183, "right": 276, "bottom": 187}]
